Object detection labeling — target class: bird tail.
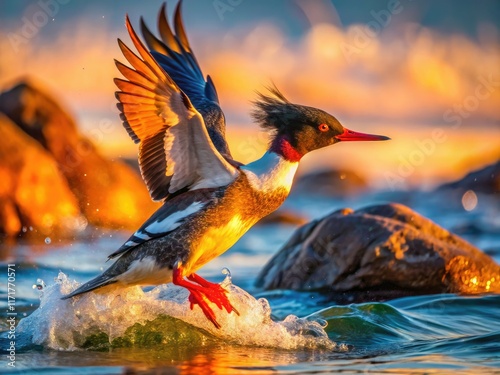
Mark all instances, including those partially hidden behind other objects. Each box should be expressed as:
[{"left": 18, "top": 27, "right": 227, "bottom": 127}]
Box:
[{"left": 61, "top": 274, "right": 118, "bottom": 300}]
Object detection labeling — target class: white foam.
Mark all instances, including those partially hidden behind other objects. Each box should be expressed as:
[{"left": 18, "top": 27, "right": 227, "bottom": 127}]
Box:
[{"left": 17, "top": 272, "right": 337, "bottom": 351}]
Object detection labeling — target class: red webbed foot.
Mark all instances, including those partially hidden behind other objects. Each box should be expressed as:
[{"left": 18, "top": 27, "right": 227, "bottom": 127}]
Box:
[
  {"left": 173, "top": 266, "right": 239, "bottom": 329},
  {"left": 187, "top": 273, "right": 239, "bottom": 316}
]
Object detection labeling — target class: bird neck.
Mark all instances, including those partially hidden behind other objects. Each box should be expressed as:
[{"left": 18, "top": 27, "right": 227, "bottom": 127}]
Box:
[
  {"left": 270, "top": 136, "right": 303, "bottom": 162},
  {"left": 242, "top": 151, "right": 299, "bottom": 193}
]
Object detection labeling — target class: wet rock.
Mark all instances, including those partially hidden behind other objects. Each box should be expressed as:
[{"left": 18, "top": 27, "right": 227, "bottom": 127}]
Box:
[
  {"left": 437, "top": 160, "right": 500, "bottom": 195},
  {"left": 291, "top": 169, "right": 368, "bottom": 197},
  {"left": 0, "top": 113, "right": 82, "bottom": 237},
  {"left": 0, "top": 79, "right": 158, "bottom": 231},
  {"left": 256, "top": 203, "right": 500, "bottom": 301}
]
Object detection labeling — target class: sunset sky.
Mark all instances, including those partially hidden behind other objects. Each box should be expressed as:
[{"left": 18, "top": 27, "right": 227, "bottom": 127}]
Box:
[{"left": 0, "top": 0, "right": 499, "bottom": 190}]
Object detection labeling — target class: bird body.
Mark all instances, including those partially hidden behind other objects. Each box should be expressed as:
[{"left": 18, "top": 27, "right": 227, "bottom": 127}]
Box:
[
  {"left": 62, "top": 2, "right": 389, "bottom": 328},
  {"left": 64, "top": 152, "right": 296, "bottom": 295}
]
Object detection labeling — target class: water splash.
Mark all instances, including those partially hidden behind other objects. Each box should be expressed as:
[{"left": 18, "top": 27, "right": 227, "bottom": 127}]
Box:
[
  {"left": 32, "top": 279, "right": 46, "bottom": 299},
  {"left": 221, "top": 267, "right": 232, "bottom": 283},
  {"left": 17, "top": 272, "right": 336, "bottom": 351}
]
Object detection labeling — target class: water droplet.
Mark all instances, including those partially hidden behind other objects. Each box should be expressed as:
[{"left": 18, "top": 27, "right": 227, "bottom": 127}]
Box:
[
  {"left": 461, "top": 190, "right": 478, "bottom": 211},
  {"left": 221, "top": 267, "right": 232, "bottom": 281},
  {"left": 45, "top": 237, "right": 51, "bottom": 244},
  {"left": 32, "top": 279, "right": 46, "bottom": 291}
]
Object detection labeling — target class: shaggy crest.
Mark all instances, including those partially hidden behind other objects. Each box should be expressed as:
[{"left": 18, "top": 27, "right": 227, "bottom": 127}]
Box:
[{"left": 251, "top": 85, "right": 301, "bottom": 134}]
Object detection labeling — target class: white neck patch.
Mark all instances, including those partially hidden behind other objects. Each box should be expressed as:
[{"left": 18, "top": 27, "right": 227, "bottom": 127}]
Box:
[{"left": 241, "top": 152, "right": 299, "bottom": 193}]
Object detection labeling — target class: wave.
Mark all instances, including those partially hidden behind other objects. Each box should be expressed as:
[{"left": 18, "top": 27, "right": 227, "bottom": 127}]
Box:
[{"left": 15, "top": 272, "right": 339, "bottom": 352}]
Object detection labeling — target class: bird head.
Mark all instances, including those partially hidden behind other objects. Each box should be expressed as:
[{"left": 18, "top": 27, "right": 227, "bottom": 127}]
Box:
[{"left": 252, "top": 86, "right": 390, "bottom": 161}]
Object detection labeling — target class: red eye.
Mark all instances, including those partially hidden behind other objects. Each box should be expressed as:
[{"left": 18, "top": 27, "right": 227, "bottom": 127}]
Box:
[{"left": 318, "top": 123, "right": 329, "bottom": 132}]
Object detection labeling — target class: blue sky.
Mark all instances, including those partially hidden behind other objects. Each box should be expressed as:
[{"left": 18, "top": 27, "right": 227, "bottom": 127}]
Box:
[{"left": 1, "top": 0, "right": 499, "bottom": 40}]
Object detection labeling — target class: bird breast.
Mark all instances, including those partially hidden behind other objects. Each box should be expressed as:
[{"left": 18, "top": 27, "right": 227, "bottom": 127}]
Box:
[
  {"left": 183, "top": 214, "right": 255, "bottom": 274},
  {"left": 180, "top": 155, "right": 299, "bottom": 275}
]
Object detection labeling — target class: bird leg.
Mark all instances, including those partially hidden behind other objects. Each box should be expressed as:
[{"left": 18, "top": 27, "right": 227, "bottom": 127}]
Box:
[{"left": 172, "top": 266, "right": 239, "bottom": 329}]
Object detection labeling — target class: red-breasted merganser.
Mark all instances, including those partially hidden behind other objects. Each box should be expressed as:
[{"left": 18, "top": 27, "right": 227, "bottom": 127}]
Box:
[{"left": 62, "top": 2, "right": 390, "bottom": 328}]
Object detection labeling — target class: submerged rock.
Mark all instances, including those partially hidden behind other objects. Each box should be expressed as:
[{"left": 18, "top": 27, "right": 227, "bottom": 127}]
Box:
[
  {"left": 0, "top": 79, "right": 158, "bottom": 234},
  {"left": 256, "top": 203, "right": 500, "bottom": 302},
  {"left": 0, "top": 113, "right": 82, "bottom": 237}
]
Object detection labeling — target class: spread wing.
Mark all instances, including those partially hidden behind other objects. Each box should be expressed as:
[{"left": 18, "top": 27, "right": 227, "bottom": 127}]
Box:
[
  {"left": 139, "top": 1, "right": 236, "bottom": 164},
  {"left": 115, "top": 14, "right": 239, "bottom": 201}
]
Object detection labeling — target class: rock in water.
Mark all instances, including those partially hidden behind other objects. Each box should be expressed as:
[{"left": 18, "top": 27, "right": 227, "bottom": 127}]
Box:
[
  {"left": 437, "top": 160, "right": 500, "bottom": 195},
  {"left": 0, "top": 113, "right": 82, "bottom": 237},
  {"left": 256, "top": 203, "right": 500, "bottom": 301},
  {"left": 0, "top": 79, "right": 158, "bottom": 231}
]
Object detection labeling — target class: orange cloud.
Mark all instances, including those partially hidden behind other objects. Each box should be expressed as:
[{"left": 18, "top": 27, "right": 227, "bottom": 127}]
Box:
[{"left": 1, "top": 11, "right": 499, "bottom": 189}]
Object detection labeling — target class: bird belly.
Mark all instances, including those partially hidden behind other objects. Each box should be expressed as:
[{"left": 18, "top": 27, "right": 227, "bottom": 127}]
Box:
[
  {"left": 184, "top": 214, "right": 254, "bottom": 274},
  {"left": 116, "top": 256, "right": 173, "bottom": 286}
]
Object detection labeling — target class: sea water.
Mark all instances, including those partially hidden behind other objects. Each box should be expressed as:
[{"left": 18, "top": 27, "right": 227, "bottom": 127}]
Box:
[{"left": 1, "top": 190, "right": 499, "bottom": 374}]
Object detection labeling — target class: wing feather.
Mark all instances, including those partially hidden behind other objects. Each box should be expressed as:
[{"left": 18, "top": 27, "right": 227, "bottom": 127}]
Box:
[
  {"left": 173, "top": 2, "right": 190, "bottom": 52},
  {"left": 115, "top": 60, "right": 154, "bottom": 83},
  {"left": 118, "top": 39, "right": 156, "bottom": 78},
  {"left": 139, "top": 2, "right": 235, "bottom": 161},
  {"left": 114, "top": 79, "right": 156, "bottom": 98},
  {"left": 158, "top": 3, "right": 182, "bottom": 54},
  {"left": 115, "top": 15, "right": 238, "bottom": 201},
  {"left": 140, "top": 17, "right": 169, "bottom": 55},
  {"left": 138, "top": 131, "right": 170, "bottom": 199},
  {"left": 116, "top": 91, "right": 157, "bottom": 104},
  {"left": 124, "top": 19, "right": 167, "bottom": 81}
]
